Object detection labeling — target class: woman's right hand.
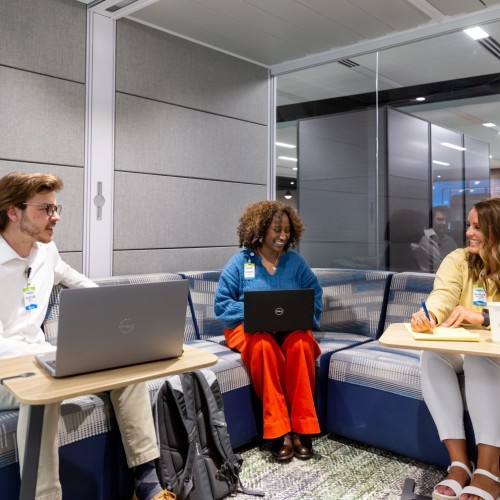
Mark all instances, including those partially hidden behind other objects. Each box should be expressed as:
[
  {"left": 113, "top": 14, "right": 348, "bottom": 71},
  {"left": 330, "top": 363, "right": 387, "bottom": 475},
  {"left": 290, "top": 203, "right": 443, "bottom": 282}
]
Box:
[{"left": 410, "top": 310, "right": 436, "bottom": 332}]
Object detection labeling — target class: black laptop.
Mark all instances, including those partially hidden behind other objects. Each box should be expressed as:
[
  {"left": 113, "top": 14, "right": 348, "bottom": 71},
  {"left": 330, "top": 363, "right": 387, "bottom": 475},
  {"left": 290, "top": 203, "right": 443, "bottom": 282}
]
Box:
[{"left": 243, "top": 288, "right": 315, "bottom": 333}]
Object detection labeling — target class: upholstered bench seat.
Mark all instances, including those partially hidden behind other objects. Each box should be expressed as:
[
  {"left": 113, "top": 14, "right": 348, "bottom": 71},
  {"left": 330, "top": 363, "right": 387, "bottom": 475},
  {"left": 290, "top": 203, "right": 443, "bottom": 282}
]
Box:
[
  {"left": 0, "top": 410, "right": 18, "bottom": 469},
  {"left": 0, "top": 393, "right": 113, "bottom": 468},
  {"left": 325, "top": 340, "right": 450, "bottom": 467},
  {"left": 324, "top": 271, "right": 453, "bottom": 467},
  {"left": 1, "top": 267, "right": 464, "bottom": 498}
]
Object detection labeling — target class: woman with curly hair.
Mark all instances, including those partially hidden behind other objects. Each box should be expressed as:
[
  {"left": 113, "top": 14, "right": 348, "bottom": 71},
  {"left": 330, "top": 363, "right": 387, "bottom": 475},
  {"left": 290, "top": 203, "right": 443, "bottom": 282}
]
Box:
[
  {"left": 214, "top": 201, "right": 322, "bottom": 461},
  {"left": 411, "top": 198, "right": 500, "bottom": 500}
]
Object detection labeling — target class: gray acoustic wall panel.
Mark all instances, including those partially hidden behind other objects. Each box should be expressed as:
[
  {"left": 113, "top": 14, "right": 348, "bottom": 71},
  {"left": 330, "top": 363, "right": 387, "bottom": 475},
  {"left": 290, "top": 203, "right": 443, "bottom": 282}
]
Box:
[
  {"left": 113, "top": 247, "right": 239, "bottom": 275},
  {"left": 114, "top": 171, "right": 266, "bottom": 250},
  {"left": 60, "top": 252, "right": 84, "bottom": 273},
  {"left": 116, "top": 19, "right": 268, "bottom": 125},
  {"left": 114, "top": 18, "right": 269, "bottom": 276},
  {"left": 0, "top": 162, "right": 85, "bottom": 253},
  {"left": 0, "top": 0, "right": 86, "bottom": 83},
  {"left": 115, "top": 93, "right": 267, "bottom": 183},
  {"left": 0, "top": 67, "right": 85, "bottom": 167},
  {"left": 0, "top": 0, "right": 88, "bottom": 271}
]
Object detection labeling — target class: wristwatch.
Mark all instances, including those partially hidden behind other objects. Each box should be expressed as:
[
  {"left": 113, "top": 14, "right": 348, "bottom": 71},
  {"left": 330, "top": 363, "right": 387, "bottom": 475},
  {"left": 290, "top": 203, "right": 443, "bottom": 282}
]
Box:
[{"left": 482, "top": 308, "right": 490, "bottom": 327}]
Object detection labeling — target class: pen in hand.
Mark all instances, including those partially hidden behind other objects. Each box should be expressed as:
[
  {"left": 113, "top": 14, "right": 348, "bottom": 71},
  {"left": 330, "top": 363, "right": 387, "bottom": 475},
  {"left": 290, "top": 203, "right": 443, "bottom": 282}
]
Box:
[
  {"left": 421, "top": 301, "right": 431, "bottom": 321},
  {"left": 421, "top": 301, "right": 434, "bottom": 331}
]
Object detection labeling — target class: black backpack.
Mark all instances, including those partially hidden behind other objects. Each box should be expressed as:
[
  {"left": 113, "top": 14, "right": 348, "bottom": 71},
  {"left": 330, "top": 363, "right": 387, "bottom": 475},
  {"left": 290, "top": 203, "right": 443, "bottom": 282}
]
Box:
[{"left": 154, "top": 369, "right": 264, "bottom": 500}]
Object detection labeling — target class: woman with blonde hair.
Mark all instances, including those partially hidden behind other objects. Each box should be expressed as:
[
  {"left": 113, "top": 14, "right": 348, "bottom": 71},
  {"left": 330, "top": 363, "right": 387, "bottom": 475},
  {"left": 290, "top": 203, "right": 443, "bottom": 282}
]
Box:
[{"left": 411, "top": 198, "right": 500, "bottom": 500}]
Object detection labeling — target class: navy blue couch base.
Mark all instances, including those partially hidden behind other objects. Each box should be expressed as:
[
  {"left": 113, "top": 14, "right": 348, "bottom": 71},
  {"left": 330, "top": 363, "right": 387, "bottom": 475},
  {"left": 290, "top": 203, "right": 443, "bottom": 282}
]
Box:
[
  {"left": 326, "top": 380, "right": 449, "bottom": 467},
  {"left": 2, "top": 430, "right": 135, "bottom": 500}
]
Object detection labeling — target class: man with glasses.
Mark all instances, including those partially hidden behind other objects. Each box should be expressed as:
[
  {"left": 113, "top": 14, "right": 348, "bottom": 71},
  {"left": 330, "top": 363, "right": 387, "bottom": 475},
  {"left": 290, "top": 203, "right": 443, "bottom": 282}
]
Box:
[
  {"left": 413, "top": 205, "right": 458, "bottom": 272},
  {"left": 0, "top": 172, "right": 172, "bottom": 500}
]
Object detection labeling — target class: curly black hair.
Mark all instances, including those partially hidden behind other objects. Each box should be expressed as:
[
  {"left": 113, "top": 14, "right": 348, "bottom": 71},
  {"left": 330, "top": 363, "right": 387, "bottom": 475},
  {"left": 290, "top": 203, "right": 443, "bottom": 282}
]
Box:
[{"left": 237, "top": 201, "right": 304, "bottom": 251}]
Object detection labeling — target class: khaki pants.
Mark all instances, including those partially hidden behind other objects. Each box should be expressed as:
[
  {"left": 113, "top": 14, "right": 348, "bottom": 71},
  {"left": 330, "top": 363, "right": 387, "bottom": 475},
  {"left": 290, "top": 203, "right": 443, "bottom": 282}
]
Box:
[{"left": 0, "top": 382, "right": 159, "bottom": 500}]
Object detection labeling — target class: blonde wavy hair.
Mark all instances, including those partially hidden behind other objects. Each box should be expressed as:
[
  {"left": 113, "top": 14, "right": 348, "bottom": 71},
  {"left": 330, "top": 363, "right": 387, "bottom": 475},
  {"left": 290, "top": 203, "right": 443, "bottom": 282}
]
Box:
[{"left": 467, "top": 197, "right": 500, "bottom": 293}]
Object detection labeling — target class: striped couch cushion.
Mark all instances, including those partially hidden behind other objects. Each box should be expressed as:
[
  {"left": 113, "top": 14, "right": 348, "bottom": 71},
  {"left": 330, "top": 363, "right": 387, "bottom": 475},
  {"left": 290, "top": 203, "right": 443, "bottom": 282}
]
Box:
[
  {"left": 182, "top": 269, "right": 394, "bottom": 343},
  {"left": 180, "top": 271, "right": 226, "bottom": 342},
  {"left": 0, "top": 394, "right": 113, "bottom": 469},
  {"left": 327, "top": 271, "right": 436, "bottom": 401},
  {"left": 313, "top": 269, "right": 393, "bottom": 340},
  {"left": 146, "top": 340, "right": 251, "bottom": 400},
  {"left": 383, "top": 271, "right": 435, "bottom": 329},
  {"left": 0, "top": 410, "right": 18, "bottom": 469},
  {"left": 328, "top": 341, "right": 423, "bottom": 399}
]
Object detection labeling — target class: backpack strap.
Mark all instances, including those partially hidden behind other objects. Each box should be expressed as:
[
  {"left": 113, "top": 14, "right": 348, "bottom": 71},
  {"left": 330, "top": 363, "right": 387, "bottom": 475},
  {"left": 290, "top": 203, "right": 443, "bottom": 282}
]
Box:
[
  {"left": 180, "top": 372, "right": 214, "bottom": 500},
  {"left": 193, "top": 369, "right": 265, "bottom": 497},
  {"left": 154, "top": 375, "right": 197, "bottom": 499}
]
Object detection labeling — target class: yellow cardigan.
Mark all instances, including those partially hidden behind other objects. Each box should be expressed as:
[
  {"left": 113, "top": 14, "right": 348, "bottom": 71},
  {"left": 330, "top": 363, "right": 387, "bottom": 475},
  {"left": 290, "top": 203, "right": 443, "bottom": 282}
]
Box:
[{"left": 426, "top": 248, "right": 500, "bottom": 325}]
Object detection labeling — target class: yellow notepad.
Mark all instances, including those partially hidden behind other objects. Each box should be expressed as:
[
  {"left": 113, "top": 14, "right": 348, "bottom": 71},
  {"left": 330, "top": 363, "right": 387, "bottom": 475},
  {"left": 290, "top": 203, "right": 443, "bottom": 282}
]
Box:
[{"left": 404, "top": 323, "right": 480, "bottom": 341}]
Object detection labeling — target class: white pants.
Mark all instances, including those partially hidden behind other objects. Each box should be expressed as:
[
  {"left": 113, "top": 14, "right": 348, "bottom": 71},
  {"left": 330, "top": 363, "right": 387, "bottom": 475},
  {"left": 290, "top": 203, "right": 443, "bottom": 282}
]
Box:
[
  {"left": 0, "top": 382, "right": 159, "bottom": 500},
  {"left": 421, "top": 351, "right": 500, "bottom": 447}
]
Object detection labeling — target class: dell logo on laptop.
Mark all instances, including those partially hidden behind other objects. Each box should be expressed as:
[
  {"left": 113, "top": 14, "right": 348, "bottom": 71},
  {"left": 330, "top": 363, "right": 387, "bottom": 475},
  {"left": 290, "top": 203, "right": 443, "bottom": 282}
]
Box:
[
  {"left": 119, "top": 318, "right": 135, "bottom": 334},
  {"left": 275, "top": 307, "right": 284, "bottom": 316}
]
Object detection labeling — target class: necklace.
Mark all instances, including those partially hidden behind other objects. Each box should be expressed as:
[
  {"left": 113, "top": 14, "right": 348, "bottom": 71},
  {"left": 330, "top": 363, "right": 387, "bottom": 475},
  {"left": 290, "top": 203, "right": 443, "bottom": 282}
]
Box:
[{"left": 258, "top": 248, "right": 281, "bottom": 271}]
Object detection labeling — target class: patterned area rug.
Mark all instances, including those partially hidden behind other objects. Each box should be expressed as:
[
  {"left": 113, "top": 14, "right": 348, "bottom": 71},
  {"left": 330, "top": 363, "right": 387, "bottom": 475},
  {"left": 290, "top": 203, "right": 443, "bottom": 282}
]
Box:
[{"left": 233, "top": 434, "right": 446, "bottom": 500}]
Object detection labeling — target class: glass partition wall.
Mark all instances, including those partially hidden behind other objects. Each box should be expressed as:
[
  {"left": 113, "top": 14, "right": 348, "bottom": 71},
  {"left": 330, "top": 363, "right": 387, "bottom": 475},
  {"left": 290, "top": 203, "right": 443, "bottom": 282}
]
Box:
[{"left": 275, "top": 18, "right": 499, "bottom": 271}]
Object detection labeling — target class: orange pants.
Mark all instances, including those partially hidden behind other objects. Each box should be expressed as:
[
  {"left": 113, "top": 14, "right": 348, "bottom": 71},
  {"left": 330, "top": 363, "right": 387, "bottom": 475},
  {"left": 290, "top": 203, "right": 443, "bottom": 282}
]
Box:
[{"left": 224, "top": 324, "right": 321, "bottom": 439}]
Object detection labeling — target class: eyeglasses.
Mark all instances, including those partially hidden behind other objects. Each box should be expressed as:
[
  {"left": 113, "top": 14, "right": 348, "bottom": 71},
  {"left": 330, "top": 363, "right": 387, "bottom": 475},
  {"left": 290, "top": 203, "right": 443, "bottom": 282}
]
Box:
[{"left": 21, "top": 203, "right": 62, "bottom": 217}]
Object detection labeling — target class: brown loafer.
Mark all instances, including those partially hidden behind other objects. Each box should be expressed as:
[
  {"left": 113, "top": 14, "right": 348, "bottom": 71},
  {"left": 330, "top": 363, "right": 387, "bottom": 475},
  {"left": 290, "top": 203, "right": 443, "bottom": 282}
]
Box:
[
  {"left": 292, "top": 433, "right": 313, "bottom": 459},
  {"left": 133, "top": 489, "right": 176, "bottom": 500},
  {"left": 271, "top": 433, "right": 293, "bottom": 461},
  {"left": 153, "top": 490, "right": 176, "bottom": 500}
]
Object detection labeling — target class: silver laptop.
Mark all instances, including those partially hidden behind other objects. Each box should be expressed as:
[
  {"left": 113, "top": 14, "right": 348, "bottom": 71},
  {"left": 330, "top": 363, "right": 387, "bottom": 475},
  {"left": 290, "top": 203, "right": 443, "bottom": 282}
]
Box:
[
  {"left": 36, "top": 280, "right": 189, "bottom": 377},
  {"left": 244, "top": 288, "right": 315, "bottom": 333}
]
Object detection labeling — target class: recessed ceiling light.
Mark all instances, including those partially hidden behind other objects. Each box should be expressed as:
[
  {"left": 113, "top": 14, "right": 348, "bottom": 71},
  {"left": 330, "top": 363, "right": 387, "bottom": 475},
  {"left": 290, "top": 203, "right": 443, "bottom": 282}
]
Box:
[
  {"left": 278, "top": 156, "right": 297, "bottom": 162},
  {"left": 483, "top": 123, "right": 496, "bottom": 127},
  {"left": 464, "top": 27, "right": 489, "bottom": 40},
  {"left": 441, "top": 142, "right": 466, "bottom": 151},
  {"left": 416, "top": 97, "right": 426, "bottom": 101}
]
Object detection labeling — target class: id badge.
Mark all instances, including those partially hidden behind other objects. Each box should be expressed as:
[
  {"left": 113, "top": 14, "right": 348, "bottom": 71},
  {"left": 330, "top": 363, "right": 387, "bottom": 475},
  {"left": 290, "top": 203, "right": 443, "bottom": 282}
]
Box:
[
  {"left": 23, "top": 285, "right": 38, "bottom": 310},
  {"left": 473, "top": 285, "right": 487, "bottom": 306},
  {"left": 244, "top": 263, "right": 255, "bottom": 279}
]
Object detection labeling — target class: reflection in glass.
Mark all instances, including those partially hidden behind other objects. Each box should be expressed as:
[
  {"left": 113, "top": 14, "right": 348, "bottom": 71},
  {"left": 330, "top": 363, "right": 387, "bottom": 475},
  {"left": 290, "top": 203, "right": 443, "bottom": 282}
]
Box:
[{"left": 275, "top": 18, "right": 500, "bottom": 272}]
